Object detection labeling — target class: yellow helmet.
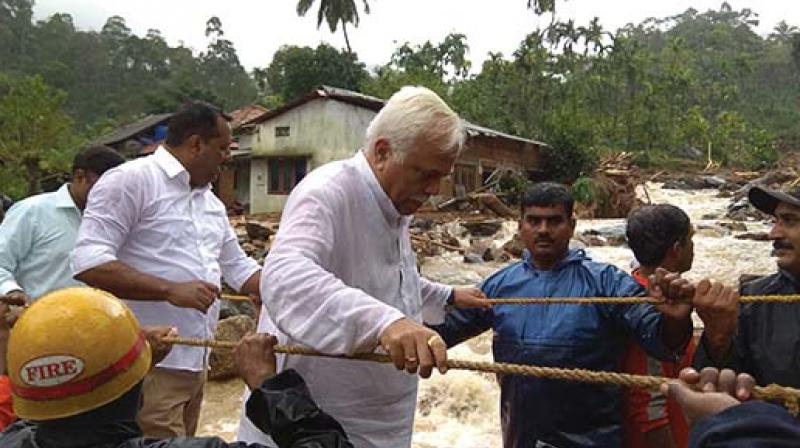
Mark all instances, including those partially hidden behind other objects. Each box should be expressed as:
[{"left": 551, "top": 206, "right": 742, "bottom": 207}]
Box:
[{"left": 8, "top": 287, "right": 151, "bottom": 420}]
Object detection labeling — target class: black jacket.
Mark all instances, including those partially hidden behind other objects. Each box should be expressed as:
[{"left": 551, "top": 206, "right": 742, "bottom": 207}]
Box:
[
  {"left": 0, "top": 369, "right": 352, "bottom": 448},
  {"left": 690, "top": 401, "right": 800, "bottom": 447},
  {"left": 693, "top": 270, "right": 800, "bottom": 388}
]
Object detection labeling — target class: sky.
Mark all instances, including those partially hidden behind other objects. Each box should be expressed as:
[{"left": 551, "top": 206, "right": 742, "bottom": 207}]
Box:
[{"left": 33, "top": 0, "right": 800, "bottom": 72}]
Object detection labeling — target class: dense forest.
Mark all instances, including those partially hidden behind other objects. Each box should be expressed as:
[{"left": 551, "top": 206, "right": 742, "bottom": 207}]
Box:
[{"left": 1, "top": 0, "right": 799, "bottom": 198}]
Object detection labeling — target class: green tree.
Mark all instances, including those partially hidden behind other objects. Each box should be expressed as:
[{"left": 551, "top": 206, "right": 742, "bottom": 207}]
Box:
[
  {"left": 296, "top": 0, "right": 370, "bottom": 54},
  {"left": 527, "top": 0, "right": 558, "bottom": 14},
  {"left": 264, "top": 43, "right": 367, "bottom": 102},
  {"left": 0, "top": 0, "right": 34, "bottom": 73},
  {"left": 362, "top": 33, "right": 470, "bottom": 100},
  {"left": 0, "top": 75, "right": 80, "bottom": 197},
  {"left": 197, "top": 17, "right": 257, "bottom": 109}
]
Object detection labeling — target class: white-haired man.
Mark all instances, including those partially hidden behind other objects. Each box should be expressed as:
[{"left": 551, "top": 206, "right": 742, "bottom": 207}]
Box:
[{"left": 237, "top": 86, "right": 490, "bottom": 447}]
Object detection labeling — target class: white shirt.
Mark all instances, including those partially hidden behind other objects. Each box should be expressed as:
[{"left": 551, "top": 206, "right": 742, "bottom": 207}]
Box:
[
  {"left": 0, "top": 184, "right": 82, "bottom": 300},
  {"left": 71, "top": 147, "right": 260, "bottom": 372},
  {"left": 237, "top": 151, "right": 452, "bottom": 448}
]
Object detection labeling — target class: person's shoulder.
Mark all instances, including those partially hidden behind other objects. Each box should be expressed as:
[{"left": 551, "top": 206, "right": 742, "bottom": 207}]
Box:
[
  {"left": 203, "top": 189, "right": 227, "bottom": 214},
  {"left": 289, "top": 158, "right": 356, "bottom": 204},
  {"left": 304, "top": 158, "right": 353, "bottom": 188},
  {"left": 95, "top": 157, "right": 149, "bottom": 186},
  {"left": 570, "top": 252, "right": 621, "bottom": 277},
  {"left": 740, "top": 272, "right": 785, "bottom": 296},
  {"left": 482, "top": 260, "right": 527, "bottom": 288},
  {"left": 6, "top": 189, "right": 59, "bottom": 215},
  {"left": 578, "top": 257, "right": 644, "bottom": 296},
  {"left": 582, "top": 256, "right": 629, "bottom": 278}
]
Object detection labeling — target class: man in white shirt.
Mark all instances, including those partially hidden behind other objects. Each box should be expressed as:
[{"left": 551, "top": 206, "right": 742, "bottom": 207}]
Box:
[
  {"left": 0, "top": 146, "right": 125, "bottom": 303},
  {"left": 71, "top": 102, "right": 261, "bottom": 438},
  {"left": 237, "top": 86, "right": 490, "bottom": 448}
]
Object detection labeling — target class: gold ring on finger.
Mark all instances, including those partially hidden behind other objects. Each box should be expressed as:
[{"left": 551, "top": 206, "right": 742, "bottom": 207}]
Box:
[{"left": 427, "top": 335, "right": 444, "bottom": 347}]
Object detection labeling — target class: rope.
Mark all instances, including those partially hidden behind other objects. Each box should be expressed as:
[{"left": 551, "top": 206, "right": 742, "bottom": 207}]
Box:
[
  {"left": 221, "top": 293, "right": 800, "bottom": 305},
  {"left": 163, "top": 336, "right": 800, "bottom": 415}
]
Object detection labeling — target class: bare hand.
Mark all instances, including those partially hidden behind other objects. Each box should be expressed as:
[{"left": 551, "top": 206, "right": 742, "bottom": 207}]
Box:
[
  {"left": 166, "top": 281, "right": 219, "bottom": 312},
  {"left": 142, "top": 326, "right": 177, "bottom": 366},
  {"left": 0, "top": 294, "right": 26, "bottom": 333},
  {"left": 693, "top": 279, "right": 739, "bottom": 357},
  {"left": 649, "top": 268, "right": 694, "bottom": 321},
  {"left": 1, "top": 290, "right": 29, "bottom": 307},
  {"left": 235, "top": 332, "right": 278, "bottom": 390},
  {"left": 0, "top": 302, "right": 11, "bottom": 334},
  {"left": 661, "top": 367, "right": 756, "bottom": 426},
  {"left": 452, "top": 288, "right": 492, "bottom": 309},
  {"left": 379, "top": 318, "right": 447, "bottom": 378}
]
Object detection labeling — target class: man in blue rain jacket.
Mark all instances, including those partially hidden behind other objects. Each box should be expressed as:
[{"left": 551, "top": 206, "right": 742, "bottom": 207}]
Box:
[{"left": 431, "top": 183, "right": 694, "bottom": 448}]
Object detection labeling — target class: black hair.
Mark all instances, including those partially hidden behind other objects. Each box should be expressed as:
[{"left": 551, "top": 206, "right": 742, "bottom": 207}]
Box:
[
  {"left": 165, "top": 101, "right": 231, "bottom": 147},
  {"left": 72, "top": 145, "right": 125, "bottom": 176},
  {"left": 1, "top": 194, "right": 12, "bottom": 211},
  {"left": 626, "top": 204, "right": 691, "bottom": 266},
  {"left": 521, "top": 182, "right": 575, "bottom": 216}
]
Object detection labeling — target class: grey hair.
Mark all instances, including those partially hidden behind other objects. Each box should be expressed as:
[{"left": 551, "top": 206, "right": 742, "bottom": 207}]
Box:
[{"left": 364, "top": 86, "right": 466, "bottom": 161}]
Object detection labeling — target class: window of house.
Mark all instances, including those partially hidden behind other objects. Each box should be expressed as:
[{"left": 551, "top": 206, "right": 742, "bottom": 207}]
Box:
[
  {"left": 268, "top": 157, "right": 308, "bottom": 194},
  {"left": 275, "top": 126, "right": 290, "bottom": 137}
]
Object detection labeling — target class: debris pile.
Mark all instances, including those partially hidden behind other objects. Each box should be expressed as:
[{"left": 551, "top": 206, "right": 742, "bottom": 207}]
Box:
[
  {"left": 434, "top": 191, "right": 516, "bottom": 218},
  {"left": 208, "top": 315, "right": 256, "bottom": 380},
  {"left": 575, "top": 152, "right": 643, "bottom": 219},
  {"left": 576, "top": 225, "right": 627, "bottom": 247},
  {"left": 231, "top": 218, "right": 277, "bottom": 263},
  {"left": 723, "top": 167, "right": 800, "bottom": 222},
  {"left": 409, "top": 215, "right": 518, "bottom": 264}
]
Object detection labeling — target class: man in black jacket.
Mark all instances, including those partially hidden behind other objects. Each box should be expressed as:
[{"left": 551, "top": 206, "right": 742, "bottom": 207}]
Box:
[
  {"left": 693, "top": 185, "right": 800, "bottom": 389},
  {"left": 0, "top": 287, "right": 352, "bottom": 448}
]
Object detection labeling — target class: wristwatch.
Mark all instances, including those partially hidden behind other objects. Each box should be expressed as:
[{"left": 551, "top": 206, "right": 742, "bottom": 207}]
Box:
[{"left": 446, "top": 289, "right": 456, "bottom": 306}]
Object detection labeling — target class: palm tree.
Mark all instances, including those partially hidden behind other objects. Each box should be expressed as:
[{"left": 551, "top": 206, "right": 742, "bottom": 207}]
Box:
[{"left": 296, "top": 0, "right": 370, "bottom": 54}]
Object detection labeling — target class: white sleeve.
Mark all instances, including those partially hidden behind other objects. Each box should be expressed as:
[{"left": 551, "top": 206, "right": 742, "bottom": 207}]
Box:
[
  {"left": 262, "top": 190, "right": 405, "bottom": 355},
  {"left": 0, "top": 202, "right": 33, "bottom": 295},
  {"left": 71, "top": 168, "right": 140, "bottom": 275},
  {"left": 219, "top": 221, "right": 260, "bottom": 291},
  {"left": 420, "top": 276, "right": 452, "bottom": 325}
]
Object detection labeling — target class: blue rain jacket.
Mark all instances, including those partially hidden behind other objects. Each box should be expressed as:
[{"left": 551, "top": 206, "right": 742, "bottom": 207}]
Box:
[{"left": 431, "top": 249, "right": 683, "bottom": 448}]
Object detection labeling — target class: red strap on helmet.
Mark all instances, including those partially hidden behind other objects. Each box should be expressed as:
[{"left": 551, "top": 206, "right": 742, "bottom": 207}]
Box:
[{"left": 12, "top": 332, "right": 147, "bottom": 401}]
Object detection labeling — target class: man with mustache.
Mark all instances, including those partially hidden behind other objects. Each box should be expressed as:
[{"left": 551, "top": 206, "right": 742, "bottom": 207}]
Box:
[
  {"left": 693, "top": 185, "right": 800, "bottom": 390},
  {"left": 237, "top": 86, "right": 490, "bottom": 448},
  {"left": 431, "top": 182, "right": 695, "bottom": 447},
  {"left": 71, "top": 101, "right": 262, "bottom": 438}
]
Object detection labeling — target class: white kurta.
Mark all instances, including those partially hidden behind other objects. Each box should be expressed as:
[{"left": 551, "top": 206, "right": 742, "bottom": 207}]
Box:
[{"left": 237, "top": 151, "right": 451, "bottom": 448}]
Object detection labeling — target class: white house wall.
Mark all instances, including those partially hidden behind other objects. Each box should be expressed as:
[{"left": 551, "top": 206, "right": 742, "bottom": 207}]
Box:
[{"left": 249, "top": 99, "right": 377, "bottom": 213}]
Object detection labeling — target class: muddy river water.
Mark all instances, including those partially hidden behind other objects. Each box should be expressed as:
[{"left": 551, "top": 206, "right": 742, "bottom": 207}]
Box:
[{"left": 198, "top": 183, "right": 777, "bottom": 447}]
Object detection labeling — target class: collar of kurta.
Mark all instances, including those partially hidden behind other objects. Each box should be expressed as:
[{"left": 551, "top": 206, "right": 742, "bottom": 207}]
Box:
[
  {"left": 54, "top": 183, "right": 79, "bottom": 210},
  {"left": 354, "top": 150, "right": 410, "bottom": 228}
]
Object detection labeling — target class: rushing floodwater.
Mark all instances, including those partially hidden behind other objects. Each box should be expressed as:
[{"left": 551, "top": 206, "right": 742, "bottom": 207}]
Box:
[{"left": 197, "top": 183, "right": 778, "bottom": 446}]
